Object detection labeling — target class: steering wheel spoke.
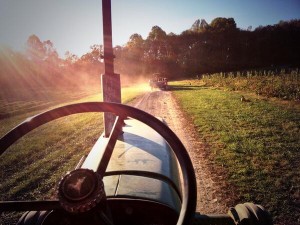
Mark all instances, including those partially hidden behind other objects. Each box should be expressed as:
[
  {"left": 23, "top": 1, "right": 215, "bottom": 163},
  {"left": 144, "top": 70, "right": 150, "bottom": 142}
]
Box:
[
  {"left": 0, "top": 102, "right": 196, "bottom": 225},
  {"left": 97, "top": 116, "right": 125, "bottom": 177}
]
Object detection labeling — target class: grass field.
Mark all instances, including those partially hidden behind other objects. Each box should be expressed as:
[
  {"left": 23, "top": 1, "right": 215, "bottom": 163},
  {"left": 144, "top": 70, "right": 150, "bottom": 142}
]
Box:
[
  {"left": 0, "top": 83, "right": 148, "bottom": 225},
  {"left": 170, "top": 80, "right": 300, "bottom": 225},
  {"left": 1, "top": 79, "right": 299, "bottom": 224}
]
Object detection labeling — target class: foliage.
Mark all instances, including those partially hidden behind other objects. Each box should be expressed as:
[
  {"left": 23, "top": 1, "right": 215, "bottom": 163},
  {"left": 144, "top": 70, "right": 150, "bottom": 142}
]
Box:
[
  {"left": 1, "top": 18, "right": 299, "bottom": 89},
  {"left": 114, "top": 19, "right": 300, "bottom": 79},
  {"left": 210, "top": 17, "right": 237, "bottom": 32},
  {"left": 190, "top": 19, "right": 209, "bottom": 33},
  {"left": 201, "top": 68, "right": 300, "bottom": 100},
  {"left": 26, "top": 35, "right": 59, "bottom": 63},
  {"left": 171, "top": 80, "right": 300, "bottom": 225},
  {"left": 0, "top": 37, "right": 102, "bottom": 97}
]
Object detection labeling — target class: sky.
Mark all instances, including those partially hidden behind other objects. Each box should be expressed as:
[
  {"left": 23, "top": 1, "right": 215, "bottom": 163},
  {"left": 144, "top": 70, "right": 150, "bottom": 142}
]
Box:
[{"left": 0, "top": 0, "right": 299, "bottom": 57}]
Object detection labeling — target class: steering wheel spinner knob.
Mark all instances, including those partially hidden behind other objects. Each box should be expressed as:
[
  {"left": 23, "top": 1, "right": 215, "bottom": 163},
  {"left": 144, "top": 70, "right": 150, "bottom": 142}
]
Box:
[{"left": 58, "top": 168, "right": 105, "bottom": 213}]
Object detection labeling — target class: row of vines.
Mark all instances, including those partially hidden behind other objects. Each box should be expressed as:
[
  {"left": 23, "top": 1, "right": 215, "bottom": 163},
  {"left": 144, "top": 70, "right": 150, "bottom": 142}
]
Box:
[{"left": 201, "top": 68, "right": 300, "bottom": 100}]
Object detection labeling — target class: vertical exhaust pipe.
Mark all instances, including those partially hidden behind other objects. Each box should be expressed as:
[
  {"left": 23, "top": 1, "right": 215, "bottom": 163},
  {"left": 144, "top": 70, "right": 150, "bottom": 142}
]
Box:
[{"left": 101, "top": 0, "right": 121, "bottom": 137}]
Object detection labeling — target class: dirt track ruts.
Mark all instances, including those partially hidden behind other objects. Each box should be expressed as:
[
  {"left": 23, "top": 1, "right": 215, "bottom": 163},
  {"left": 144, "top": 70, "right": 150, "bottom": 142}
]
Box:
[{"left": 129, "top": 89, "right": 229, "bottom": 214}]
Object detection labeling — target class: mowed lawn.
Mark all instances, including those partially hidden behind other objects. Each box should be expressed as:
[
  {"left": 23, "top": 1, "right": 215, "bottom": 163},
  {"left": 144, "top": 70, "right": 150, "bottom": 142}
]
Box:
[
  {"left": 170, "top": 80, "right": 300, "bottom": 225},
  {"left": 0, "top": 83, "right": 147, "bottom": 224}
]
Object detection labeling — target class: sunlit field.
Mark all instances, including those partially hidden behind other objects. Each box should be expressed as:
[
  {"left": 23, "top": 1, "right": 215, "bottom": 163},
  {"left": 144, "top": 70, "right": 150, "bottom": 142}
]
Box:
[
  {"left": 0, "top": 82, "right": 148, "bottom": 225},
  {"left": 1, "top": 0, "right": 299, "bottom": 223},
  {"left": 170, "top": 80, "right": 300, "bottom": 225},
  {"left": 201, "top": 69, "right": 300, "bottom": 101}
]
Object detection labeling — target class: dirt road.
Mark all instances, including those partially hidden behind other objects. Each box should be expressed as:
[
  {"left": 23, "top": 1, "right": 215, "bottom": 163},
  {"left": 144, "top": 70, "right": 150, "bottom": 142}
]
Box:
[{"left": 129, "top": 89, "right": 229, "bottom": 214}]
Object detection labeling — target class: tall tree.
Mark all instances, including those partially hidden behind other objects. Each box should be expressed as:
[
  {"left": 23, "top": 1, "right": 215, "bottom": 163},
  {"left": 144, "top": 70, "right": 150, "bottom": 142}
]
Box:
[
  {"left": 26, "top": 35, "right": 46, "bottom": 61},
  {"left": 80, "top": 44, "right": 103, "bottom": 64},
  {"left": 144, "top": 26, "right": 169, "bottom": 73},
  {"left": 26, "top": 34, "right": 60, "bottom": 66},
  {"left": 210, "top": 17, "right": 237, "bottom": 32},
  {"left": 127, "top": 33, "right": 144, "bottom": 48}
]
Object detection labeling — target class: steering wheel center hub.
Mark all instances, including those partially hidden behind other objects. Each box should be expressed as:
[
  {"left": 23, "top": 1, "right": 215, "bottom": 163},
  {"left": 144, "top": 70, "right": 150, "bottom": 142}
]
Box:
[{"left": 58, "top": 169, "right": 105, "bottom": 213}]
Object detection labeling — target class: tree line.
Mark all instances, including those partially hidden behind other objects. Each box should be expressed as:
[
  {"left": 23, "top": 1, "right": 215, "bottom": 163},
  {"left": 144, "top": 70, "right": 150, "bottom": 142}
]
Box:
[
  {"left": 1, "top": 17, "right": 299, "bottom": 93},
  {"left": 115, "top": 18, "right": 300, "bottom": 78},
  {"left": 0, "top": 35, "right": 103, "bottom": 92}
]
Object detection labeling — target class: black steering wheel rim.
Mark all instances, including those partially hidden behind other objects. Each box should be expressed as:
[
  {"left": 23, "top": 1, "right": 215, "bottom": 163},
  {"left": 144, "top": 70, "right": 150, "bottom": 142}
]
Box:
[{"left": 0, "top": 102, "right": 197, "bottom": 225}]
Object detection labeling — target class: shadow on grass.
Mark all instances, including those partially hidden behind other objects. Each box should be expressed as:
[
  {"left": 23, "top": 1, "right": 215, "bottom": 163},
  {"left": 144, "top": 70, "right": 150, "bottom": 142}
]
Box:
[{"left": 169, "top": 85, "right": 209, "bottom": 91}]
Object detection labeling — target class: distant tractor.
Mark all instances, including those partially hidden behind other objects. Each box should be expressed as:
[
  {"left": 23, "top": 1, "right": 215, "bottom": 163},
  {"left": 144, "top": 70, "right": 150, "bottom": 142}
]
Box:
[{"left": 149, "top": 73, "right": 168, "bottom": 90}]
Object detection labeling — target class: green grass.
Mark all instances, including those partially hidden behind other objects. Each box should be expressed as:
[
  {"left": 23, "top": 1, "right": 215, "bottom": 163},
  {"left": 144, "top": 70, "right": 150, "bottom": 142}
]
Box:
[
  {"left": 202, "top": 71, "right": 300, "bottom": 100},
  {"left": 1, "top": 79, "right": 299, "bottom": 224},
  {"left": 170, "top": 80, "right": 300, "bottom": 225},
  {"left": 0, "top": 83, "right": 147, "bottom": 225}
]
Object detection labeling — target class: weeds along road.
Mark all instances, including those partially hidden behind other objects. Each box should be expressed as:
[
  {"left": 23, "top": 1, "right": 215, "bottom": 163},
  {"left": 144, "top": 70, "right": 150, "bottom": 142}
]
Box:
[{"left": 129, "top": 89, "right": 228, "bottom": 214}]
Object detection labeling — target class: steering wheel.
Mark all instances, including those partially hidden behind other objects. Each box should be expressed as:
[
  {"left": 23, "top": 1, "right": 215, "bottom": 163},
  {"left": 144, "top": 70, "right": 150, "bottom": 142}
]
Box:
[{"left": 0, "top": 102, "right": 197, "bottom": 225}]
